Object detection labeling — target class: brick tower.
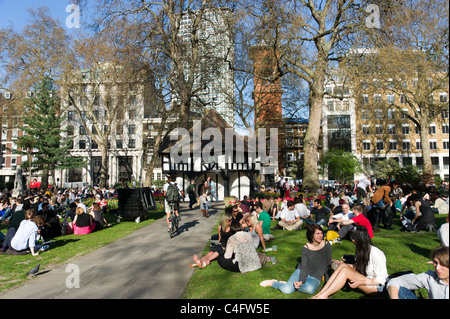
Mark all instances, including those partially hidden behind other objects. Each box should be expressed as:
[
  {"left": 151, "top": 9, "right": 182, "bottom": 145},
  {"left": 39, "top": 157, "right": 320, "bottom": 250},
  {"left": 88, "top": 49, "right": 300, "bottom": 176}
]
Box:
[{"left": 250, "top": 42, "right": 286, "bottom": 178}]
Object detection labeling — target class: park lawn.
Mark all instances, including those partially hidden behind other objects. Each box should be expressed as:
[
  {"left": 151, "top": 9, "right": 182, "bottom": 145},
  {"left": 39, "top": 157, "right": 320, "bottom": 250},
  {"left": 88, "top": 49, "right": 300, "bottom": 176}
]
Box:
[
  {"left": 0, "top": 207, "right": 165, "bottom": 292},
  {"left": 182, "top": 214, "right": 447, "bottom": 299}
]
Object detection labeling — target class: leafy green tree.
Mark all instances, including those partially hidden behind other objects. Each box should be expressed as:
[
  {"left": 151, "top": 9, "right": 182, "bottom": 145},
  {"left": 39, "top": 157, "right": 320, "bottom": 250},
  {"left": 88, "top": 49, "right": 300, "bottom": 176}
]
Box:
[
  {"left": 373, "top": 158, "right": 401, "bottom": 182},
  {"left": 319, "top": 149, "right": 361, "bottom": 185},
  {"left": 15, "top": 76, "right": 86, "bottom": 190}
]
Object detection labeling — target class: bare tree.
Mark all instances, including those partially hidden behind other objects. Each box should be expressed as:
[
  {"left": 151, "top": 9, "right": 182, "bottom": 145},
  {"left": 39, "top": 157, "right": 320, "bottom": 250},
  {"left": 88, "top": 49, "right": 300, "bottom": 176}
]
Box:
[
  {"left": 61, "top": 21, "right": 154, "bottom": 187},
  {"left": 343, "top": 0, "right": 449, "bottom": 183},
  {"left": 237, "top": 0, "right": 373, "bottom": 190}
]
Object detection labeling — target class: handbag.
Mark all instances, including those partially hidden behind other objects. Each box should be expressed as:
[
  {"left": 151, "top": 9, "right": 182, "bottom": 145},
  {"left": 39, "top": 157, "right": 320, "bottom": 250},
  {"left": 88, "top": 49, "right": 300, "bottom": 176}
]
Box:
[{"left": 257, "top": 252, "right": 267, "bottom": 265}]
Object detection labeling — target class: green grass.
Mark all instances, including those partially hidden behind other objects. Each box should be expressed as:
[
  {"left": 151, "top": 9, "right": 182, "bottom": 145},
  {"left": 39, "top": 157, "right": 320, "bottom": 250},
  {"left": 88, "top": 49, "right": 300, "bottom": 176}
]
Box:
[
  {"left": 0, "top": 207, "right": 165, "bottom": 292},
  {"left": 182, "top": 214, "right": 447, "bottom": 299}
]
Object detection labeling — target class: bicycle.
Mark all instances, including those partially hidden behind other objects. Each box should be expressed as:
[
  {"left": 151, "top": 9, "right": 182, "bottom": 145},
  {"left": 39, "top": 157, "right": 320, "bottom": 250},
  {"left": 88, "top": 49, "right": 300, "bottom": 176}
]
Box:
[{"left": 168, "top": 203, "right": 180, "bottom": 238}]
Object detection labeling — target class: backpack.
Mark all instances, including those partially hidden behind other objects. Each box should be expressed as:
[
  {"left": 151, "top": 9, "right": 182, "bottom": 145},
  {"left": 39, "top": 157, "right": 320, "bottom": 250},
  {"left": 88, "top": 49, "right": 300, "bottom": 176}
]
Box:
[
  {"left": 166, "top": 183, "right": 180, "bottom": 204},
  {"left": 187, "top": 184, "right": 195, "bottom": 195}
]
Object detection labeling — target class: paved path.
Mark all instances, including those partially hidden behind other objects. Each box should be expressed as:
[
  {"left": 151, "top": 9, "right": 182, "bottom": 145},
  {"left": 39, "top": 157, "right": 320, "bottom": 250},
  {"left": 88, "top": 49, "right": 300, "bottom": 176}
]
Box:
[{"left": 0, "top": 201, "right": 223, "bottom": 299}]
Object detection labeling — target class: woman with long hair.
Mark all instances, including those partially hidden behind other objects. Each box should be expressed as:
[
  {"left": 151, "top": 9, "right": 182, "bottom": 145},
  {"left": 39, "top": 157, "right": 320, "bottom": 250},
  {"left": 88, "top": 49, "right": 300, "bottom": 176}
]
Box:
[
  {"left": 311, "top": 225, "right": 388, "bottom": 299},
  {"left": 190, "top": 213, "right": 234, "bottom": 268}
]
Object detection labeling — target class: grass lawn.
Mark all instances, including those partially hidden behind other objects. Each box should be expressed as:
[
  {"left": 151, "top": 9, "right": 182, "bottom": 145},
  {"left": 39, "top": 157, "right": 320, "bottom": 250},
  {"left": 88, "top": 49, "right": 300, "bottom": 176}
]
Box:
[
  {"left": 0, "top": 205, "right": 165, "bottom": 292},
  {"left": 182, "top": 213, "right": 448, "bottom": 299}
]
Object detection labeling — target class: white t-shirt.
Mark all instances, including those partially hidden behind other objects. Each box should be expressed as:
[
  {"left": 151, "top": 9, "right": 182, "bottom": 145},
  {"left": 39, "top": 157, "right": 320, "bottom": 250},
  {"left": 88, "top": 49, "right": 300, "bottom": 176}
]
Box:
[
  {"left": 11, "top": 219, "right": 38, "bottom": 251},
  {"left": 280, "top": 207, "right": 300, "bottom": 222},
  {"left": 295, "top": 203, "right": 310, "bottom": 218},
  {"left": 357, "top": 178, "right": 371, "bottom": 189}
]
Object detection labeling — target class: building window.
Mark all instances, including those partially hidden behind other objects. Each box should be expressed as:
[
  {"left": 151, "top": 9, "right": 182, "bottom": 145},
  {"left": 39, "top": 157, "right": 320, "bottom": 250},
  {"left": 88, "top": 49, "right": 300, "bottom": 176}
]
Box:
[
  {"left": 362, "top": 125, "right": 370, "bottom": 135},
  {"left": 67, "top": 126, "right": 74, "bottom": 136},
  {"left": 361, "top": 109, "right": 369, "bottom": 120},
  {"left": 116, "top": 140, "right": 123, "bottom": 149},
  {"left": 400, "top": 95, "right": 407, "bottom": 104},
  {"left": 374, "top": 94, "right": 382, "bottom": 104},
  {"left": 430, "top": 141, "right": 437, "bottom": 150},
  {"left": 128, "top": 124, "right": 135, "bottom": 135},
  {"left": 389, "top": 140, "right": 397, "bottom": 151},
  {"left": 128, "top": 139, "right": 136, "bottom": 148},
  {"left": 388, "top": 124, "right": 396, "bottom": 135},
  {"left": 442, "top": 124, "right": 449, "bottom": 134},
  {"left": 387, "top": 95, "right": 395, "bottom": 105},
  {"left": 327, "top": 101, "right": 334, "bottom": 111},
  {"left": 402, "top": 140, "right": 411, "bottom": 150},
  {"left": 363, "top": 141, "right": 371, "bottom": 151},
  {"left": 442, "top": 110, "right": 449, "bottom": 119},
  {"left": 79, "top": 140, "right": 86, "bottom": 149},
  {"left": 361, "top": 94, "right": 369, "bottom": 105},
  {"left": 375, "top": 125, "right": 383, "bottom": 135},
  {"left": 429, "top": 125, "right": 436, "bottom": 135},
  {"left": 402, "top": 124, "right": 410, "bottom": 135},
  {"left": 67, "top": 111, "right": 74, "bottom": 121},
  {"left": 387, "top": 108, "right": 395, "bottom": 119},
  {"left": 376, "top": 140, "right": 384, "bottom": 151},
  {"left": 388, "top": 124, "right": 397, "bottom": 135},
  {"left": 375, "top": 109, "right": 383, "bottom": 120},
  {"left": 416, "top": 141, "right": 422, "bottom": 150},
  {"left": 402, "top": 157, "right": 412, "bottom": 166},
  {"left": 401, "top": 108, "right": 408, "bottom": 119},
  {"left": 79, "top": 126, "right": 86, "bottom": 135},
  {"left": 440, "top": 93, "right": 448, "bottom": 103},
  {"left": 443, "top": 140, "right": 449, "bottom": 150}
]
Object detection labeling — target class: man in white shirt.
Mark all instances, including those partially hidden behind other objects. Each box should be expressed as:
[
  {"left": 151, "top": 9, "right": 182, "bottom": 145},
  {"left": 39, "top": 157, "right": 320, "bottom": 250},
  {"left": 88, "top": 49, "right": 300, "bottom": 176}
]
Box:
[
  {"left": 327, "top": 203, "right": 354, "bottom": 233},
  {"left": 279, "top": 201, "right": 303, "bottom": 231},
  {"left": 355, "top": 177, "right": 373, "bottom": 203}
]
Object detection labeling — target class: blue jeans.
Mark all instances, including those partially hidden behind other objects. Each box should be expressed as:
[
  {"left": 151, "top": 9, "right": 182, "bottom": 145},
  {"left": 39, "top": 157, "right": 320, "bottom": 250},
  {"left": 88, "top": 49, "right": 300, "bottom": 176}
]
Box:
[
  {"left": 315, "top": 218, "right": 327, "bottom": 226},
  {"left": 373, "top": 199, "right": 386, "bottom": 209},
  {"left": 272, "top": 269, "right": 321, "bottom": 295},
  {"left": 398, "top": 287, "right": 418, "bottom": 299}
]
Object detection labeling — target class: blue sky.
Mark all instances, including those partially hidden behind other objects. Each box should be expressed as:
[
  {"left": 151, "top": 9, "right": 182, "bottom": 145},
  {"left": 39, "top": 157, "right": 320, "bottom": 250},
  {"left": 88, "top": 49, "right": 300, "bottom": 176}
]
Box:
[{"left": 0, "top": 0, "right": 85, "bottom": 31}]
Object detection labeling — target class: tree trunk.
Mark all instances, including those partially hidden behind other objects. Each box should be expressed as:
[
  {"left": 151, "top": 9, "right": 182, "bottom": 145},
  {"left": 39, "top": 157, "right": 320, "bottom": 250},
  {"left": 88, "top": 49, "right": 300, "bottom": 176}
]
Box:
[
  {"left": 144, "top": 134, "right": 163, "bottom": 188},
  {"left": 419, "top": 117, "right": 434, "bottom": 183},
  {"left": 99, "top": 145, "right": 109, "bottom": 188},
  {"left": 302, "top": 60, "right": 327, "bottom": 191}
]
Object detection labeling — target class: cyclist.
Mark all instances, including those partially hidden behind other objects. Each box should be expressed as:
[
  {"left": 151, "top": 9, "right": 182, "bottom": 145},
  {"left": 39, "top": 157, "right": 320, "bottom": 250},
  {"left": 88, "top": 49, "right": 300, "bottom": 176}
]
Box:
[{"left": 163, "top": 175, "right": 183, "bottom": 232}]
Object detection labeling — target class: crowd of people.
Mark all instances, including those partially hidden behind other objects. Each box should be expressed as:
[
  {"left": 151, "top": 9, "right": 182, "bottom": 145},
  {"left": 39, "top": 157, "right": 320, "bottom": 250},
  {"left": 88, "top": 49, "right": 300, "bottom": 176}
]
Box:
[
  {"left": 186, "top": 176, "right": 448, "bottom": 299},
  {"left": 0, "top": 185, "right": 116, "bottom": 256}
]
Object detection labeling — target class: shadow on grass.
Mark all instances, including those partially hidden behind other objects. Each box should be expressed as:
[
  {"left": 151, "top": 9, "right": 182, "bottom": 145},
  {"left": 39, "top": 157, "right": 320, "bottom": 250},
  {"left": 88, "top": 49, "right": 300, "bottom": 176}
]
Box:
[
  {"left": 406, "top": 243, "right": 433, "bottom": 260},
  {"left": 50, "top": 238, "right": 80, "bottom": 249}
]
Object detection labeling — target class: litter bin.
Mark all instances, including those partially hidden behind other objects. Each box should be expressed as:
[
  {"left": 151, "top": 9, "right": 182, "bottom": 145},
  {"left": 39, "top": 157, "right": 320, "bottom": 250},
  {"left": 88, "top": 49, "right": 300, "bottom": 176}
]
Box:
[{"left": 117, "top": 187, "right": 156, "bottom": 223}]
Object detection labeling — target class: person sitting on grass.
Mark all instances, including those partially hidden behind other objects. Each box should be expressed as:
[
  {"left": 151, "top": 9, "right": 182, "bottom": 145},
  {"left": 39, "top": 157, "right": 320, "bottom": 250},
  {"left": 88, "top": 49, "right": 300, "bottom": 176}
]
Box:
[
  {"left": 278, "top": 200, "right": 303, "bottom": 231},
  {"left": 242, "top": 212, "right": 266, "bottom": 251},
  {"left": 260, "top": 224, "right": 332, "bottom": 295},
  {"left": 254, "top": 201, "right": 274, "bottom": 242},
  {"left": 311, "top": 225, "right": 388, "bottom": 299},
  {"left": 217, "top": 220, "right": 262, "bottom": 273},
  {"left": 334, "top": 204, "right": 374, "bottom": 239},
  {"left": 1, "top": 209, "right": 44, "bottom": 256},
  {"left": 90, "top": 202, "right": 111, "bottom": 231},
  {"left": 387, "top": 246, "right": 449, "bottom": 299},
  {"left": 73, "top": 206, "right": 95, "bottom": 235},
  {"left": 190, "top": 213, "right": 235, "bottom": 269}
]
